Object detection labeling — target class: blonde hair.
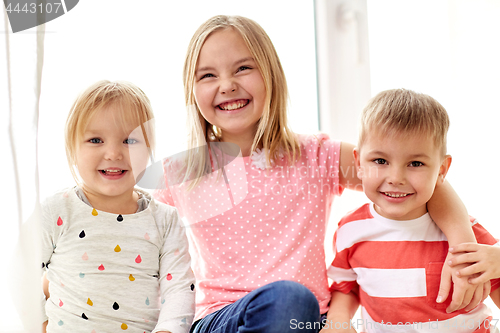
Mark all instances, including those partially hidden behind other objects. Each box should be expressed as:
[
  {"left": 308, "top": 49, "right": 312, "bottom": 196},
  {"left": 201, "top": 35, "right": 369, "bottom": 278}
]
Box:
[
  {"left": 182, "top": 15, "right": 300, "bottom": 187},
  {"left": 65, "top": 80, "right": 155, "bottom": 182},
  {"left": 359, "top": 88, "right": 449, "bottom": 155}
]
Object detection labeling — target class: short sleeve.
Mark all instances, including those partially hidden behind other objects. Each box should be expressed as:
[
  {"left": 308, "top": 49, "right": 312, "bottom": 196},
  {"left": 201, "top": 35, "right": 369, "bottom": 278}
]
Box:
[
  {"left": 153, "top": 187, "right": 175, "bottom": 207},
  {"left": 301, "top": 133, "right": 344, "bottom": 197},
  {"left": 328, "top": 227, "right": 358, "bottom": 294},
  {"left": 152, "top": 160, "right": 176, "bottom": 207},
  {"left": 471, "top": 219, "right": 500, "bottom": 293}
]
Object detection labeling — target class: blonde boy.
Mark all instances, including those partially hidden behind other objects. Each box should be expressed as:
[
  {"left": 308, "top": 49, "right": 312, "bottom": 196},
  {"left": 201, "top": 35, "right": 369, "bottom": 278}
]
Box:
[{"left": 326, "top": 89, "right": 500, "bottom": 332}]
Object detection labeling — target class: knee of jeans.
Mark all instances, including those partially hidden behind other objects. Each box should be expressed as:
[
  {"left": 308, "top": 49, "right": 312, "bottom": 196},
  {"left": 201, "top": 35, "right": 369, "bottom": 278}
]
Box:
[
  {"left": 265, "top": 280, "right": 319, "bottom": 312},
  {"left": 242, "top": 281, "right": 320, "bottom": 332}
]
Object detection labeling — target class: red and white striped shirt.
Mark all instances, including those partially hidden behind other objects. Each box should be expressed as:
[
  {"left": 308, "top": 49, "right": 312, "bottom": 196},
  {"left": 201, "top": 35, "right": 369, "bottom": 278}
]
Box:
[{"left": 329, "top": 203, "right": 500, "bottom": 333}]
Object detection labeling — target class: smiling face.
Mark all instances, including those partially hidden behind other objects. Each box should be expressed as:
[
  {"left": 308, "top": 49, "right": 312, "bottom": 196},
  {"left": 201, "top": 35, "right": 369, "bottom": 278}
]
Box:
[
  {"left": 75, "top": 104, "right": 149, "bottom": 206},
  {"left": 354, "top": 131, "right": 451, "bottom": 220},
  {"left": 193, "top": 28, "right": 267, "bottom": 142}
]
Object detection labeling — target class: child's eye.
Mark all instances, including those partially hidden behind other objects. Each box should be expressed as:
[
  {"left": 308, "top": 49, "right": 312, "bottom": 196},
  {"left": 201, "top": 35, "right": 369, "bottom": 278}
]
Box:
[
  {"left": 409, "top": 161, "right": 424, "bottom": 167},
  {"left": 373, "top": 158, "right": 387, "bottom": 165},
  {"left": 199, "top": 73, "right": 215, "bottom": 80},
  {"left": 237, "top": 66, "right": 251, "bottom": 72},
  {"left": 89, "top": 138, "right": 102, "bottom": 144},
  {"left": 124, "top": 138, "right": 138, "bottom": 144}
]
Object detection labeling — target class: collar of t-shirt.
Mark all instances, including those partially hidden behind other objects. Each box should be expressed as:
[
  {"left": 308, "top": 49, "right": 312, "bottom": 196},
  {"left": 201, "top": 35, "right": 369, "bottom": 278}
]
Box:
[{"left": 74, "top": 186, "right": 150, "bottom": 213}]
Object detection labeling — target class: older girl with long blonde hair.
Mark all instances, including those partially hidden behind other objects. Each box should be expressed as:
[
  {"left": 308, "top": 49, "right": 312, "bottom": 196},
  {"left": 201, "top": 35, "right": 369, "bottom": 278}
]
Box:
[{"left": 154, "top": 15, "right": 481, "bottom": 333}]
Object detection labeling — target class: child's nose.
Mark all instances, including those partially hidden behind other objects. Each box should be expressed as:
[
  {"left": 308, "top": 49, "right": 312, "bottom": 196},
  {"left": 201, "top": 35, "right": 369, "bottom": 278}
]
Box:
[
  {"left": 219, "top": 78, "right": 237, "bottom": 94},
  {"left": 387, "top": 167, "right": 405, "bottom": 185},
  {"left": 104, "top": 143, "right": 124, "bottom": 161}
]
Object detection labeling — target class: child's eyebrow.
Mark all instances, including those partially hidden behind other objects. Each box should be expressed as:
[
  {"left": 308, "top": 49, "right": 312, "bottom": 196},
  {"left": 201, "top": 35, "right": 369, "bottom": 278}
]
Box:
[
  {"left": 368, "top": 151, "right": 431, "bottom": 159},
  {"left": 366, "top": 150, "right": 387, "bottom": 156},
  {"left": 83, "top": 130, "right": 101, "bottom": 135},
  {"left": 196, "top": 65, "right": 215, "bottom": 73},
  {"left": 196, "top": 57, "right": 255, "bottom": 73},
  {"left": 407, "top": 153, "right": 431, "bottom": 159},
  {"left": 234, "top": 57, "right": 255, "bottom": 65}
]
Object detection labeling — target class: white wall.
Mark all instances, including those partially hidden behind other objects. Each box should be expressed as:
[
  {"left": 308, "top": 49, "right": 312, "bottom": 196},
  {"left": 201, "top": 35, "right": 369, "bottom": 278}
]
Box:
[{"left": 37, "top": 0, "right": 319, "bottom": 201}]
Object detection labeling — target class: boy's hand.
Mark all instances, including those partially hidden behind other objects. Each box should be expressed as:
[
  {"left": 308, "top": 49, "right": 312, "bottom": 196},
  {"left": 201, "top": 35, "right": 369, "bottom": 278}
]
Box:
[
  {"left": 448, "top": 243, "right": 500, "bottom": 283},
  {"left": 437, "top": 252, "right": 490, "bottom": 312}
]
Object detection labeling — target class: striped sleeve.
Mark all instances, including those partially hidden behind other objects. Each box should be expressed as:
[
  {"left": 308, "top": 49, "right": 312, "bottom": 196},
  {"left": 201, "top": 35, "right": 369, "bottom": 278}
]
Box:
[
  {"left": 471, "top": 218, "right": 500, "bottom": 292},
  {"left": 328, "top": 205, "right": 373, "bottom": 294}
]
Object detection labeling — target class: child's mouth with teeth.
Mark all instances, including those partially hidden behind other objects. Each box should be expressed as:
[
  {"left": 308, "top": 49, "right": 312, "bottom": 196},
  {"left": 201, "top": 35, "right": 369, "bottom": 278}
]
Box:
[
  {"left": 217, "top": 99, "right": 249, "bottom": 111},
  {"left": 100, "top": 170, "right": 125, "bottom": 175},
  {"left": 383, "top": 192, "right": 410, "bottom": 198}
]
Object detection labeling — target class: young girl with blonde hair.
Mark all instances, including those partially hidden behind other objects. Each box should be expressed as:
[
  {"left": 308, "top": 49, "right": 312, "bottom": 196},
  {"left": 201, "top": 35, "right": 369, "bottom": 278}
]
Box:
[
  {"left": 154, "top": 15, "right": 483, "bottom": 333},
  {"left": 41, "top": 80, "right": 195, "bottom": 333}
]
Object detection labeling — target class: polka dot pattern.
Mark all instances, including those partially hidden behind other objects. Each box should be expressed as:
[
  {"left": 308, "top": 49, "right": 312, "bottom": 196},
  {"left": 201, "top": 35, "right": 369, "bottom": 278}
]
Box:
[
  {"left": 172, "top": 134, "right": 343, "bottom": 318},
  {"left": 161, "top": 144, "right": 250, "bottom": 227}
]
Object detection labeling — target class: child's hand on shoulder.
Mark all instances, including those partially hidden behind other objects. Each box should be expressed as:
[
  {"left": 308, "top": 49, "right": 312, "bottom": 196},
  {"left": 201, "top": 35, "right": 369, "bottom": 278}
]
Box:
[
  {"left": 448, "top": 243, "right": 500, "bottom": 283},
  {"left": 438, "top": 252, "right": 491, "bottom": 313}
]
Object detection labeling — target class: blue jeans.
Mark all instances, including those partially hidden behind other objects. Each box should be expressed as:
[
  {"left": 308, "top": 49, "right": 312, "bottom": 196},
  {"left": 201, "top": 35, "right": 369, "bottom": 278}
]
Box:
[{"left": 191, "top": 280, "right": 321, "bottom": 333}]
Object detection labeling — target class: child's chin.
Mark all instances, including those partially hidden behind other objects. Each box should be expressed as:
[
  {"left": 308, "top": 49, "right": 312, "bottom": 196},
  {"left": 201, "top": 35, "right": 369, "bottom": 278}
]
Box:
[
  {"left": 385, "top": 209, "right": 425, "bottom": 221},
  {"left": 374, "top": 205, "right": 407, "bottom": 220}
]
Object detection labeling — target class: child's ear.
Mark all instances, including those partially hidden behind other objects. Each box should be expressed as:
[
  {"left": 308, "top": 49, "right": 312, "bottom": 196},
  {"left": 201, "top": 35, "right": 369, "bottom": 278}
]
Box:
[
  {"left": 353, "top": 148, "right": 363, "bottom": 179},
  {"left": 437, "top": 155, "right": 452, "bottom": 184}
]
